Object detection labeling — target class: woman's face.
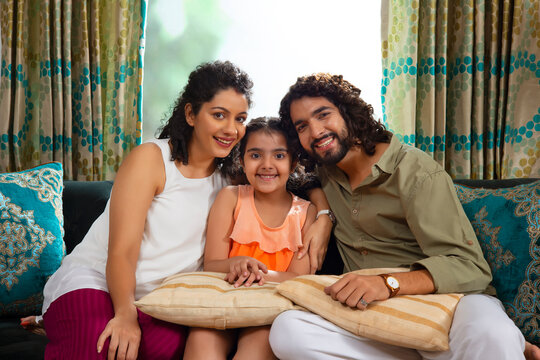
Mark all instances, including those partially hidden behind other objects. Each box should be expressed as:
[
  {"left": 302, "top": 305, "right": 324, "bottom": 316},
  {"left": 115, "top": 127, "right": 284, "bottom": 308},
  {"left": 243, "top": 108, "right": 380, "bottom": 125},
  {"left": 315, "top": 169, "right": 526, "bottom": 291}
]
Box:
[{"left": 186, "top": 88, "right": 249, "bottom": 160}]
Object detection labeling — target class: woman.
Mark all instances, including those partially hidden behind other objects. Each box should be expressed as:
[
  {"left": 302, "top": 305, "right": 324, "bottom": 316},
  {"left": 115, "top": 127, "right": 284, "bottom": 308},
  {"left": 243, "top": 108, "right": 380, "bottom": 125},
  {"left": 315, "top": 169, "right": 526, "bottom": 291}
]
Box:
[{"left": 39, "top": 61, "right": 252, "bottom": 360}]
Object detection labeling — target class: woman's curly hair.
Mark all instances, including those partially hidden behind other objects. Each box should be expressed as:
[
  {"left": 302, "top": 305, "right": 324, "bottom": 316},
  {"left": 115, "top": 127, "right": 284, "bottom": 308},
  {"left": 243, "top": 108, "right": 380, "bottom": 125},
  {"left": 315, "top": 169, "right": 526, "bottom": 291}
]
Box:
[
  {"left": 158, "top": 61, "right": 253, "bottom": 177},
  {"left": 278, "top": 73, "right": 391, "bottom": 169}
]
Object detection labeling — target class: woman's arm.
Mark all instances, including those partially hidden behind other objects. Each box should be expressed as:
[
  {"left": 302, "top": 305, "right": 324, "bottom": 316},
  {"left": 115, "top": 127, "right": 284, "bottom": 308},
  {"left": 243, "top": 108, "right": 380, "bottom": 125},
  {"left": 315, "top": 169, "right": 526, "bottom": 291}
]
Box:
[
  {"left": 262, "top": 204, "right": 317, "bottom": 283},
  {"left": 96, "top": 143, "right": 165, "bottom": 359}
]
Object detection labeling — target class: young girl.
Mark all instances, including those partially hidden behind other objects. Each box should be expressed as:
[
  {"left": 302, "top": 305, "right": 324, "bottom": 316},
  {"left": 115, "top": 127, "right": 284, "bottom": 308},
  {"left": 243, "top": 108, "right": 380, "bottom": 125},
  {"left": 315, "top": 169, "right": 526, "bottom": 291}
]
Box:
[{"left": 183, "top": 117, "right": 317, "bottom": 360}]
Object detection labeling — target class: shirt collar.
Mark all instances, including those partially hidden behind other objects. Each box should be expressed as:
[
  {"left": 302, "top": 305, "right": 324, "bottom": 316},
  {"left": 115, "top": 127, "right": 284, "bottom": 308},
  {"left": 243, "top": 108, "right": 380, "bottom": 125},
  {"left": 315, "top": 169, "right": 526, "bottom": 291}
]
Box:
[
  {"left": 373, "top": 134, "right": 401, "bottom": 175},
  {"left": 321, "top": 134, "right": 401, "bottom": 191}
]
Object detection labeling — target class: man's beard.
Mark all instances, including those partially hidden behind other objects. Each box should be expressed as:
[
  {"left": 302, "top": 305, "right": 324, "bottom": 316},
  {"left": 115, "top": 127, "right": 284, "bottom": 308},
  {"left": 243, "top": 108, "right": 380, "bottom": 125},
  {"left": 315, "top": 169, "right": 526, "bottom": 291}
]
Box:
[{"left": 309, "top": 130, "right": 350, "bottom": 165}]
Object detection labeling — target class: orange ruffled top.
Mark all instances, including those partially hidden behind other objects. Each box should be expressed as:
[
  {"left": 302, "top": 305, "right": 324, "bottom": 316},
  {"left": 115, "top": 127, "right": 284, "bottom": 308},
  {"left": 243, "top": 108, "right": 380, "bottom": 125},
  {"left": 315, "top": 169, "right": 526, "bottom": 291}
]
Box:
[{"left": 228, "top": 185, "right": 311, "bottom": 272}]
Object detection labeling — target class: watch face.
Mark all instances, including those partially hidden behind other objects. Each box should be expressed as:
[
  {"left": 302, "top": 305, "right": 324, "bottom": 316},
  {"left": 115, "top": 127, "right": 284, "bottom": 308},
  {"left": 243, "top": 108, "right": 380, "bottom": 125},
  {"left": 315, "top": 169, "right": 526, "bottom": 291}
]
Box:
[
  {"left": 329, "top": 212, "right": 336, "bottom": 223},
  {"left": 387, "top": 277, "right": 399, "bottom": 289}
]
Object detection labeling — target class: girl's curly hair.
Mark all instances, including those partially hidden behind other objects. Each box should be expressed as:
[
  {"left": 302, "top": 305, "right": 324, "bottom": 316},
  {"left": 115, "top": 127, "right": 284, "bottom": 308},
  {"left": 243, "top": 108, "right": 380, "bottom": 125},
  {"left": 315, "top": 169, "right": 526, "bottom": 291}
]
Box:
[
  {"left": 158, "top": 61, "right": 253, "bottom": 177},
  {"left": 278, "top": 73, "right": 391, "bottom": 170}
]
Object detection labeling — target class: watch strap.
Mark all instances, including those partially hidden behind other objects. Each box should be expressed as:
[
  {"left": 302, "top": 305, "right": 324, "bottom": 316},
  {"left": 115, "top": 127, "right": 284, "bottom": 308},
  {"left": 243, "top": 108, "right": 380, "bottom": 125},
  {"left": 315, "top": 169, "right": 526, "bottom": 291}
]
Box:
[
  {"left": 379, "top": 273, "right": 400, "bottom": 298},
  {"left": 316, "top": 209, "right": 336, "bottom": 225}
]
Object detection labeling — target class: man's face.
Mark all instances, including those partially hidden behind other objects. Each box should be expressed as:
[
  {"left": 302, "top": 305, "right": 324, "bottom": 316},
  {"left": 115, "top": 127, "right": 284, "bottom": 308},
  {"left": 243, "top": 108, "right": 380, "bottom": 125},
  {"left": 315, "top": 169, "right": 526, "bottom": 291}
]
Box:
[{"left": 289, "top": 96, "right": 350, "bottom": 165}]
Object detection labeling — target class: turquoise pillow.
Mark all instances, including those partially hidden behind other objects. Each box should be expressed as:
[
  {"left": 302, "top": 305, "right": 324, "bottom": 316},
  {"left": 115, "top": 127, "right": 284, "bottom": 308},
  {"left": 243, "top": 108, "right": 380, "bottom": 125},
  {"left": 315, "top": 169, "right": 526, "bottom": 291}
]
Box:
[
  {"left": 455, "top": 181, "right": 539, "bottom": 345},
  {"left": 0, "top": 162, "right": 65, "bottom": 316}
]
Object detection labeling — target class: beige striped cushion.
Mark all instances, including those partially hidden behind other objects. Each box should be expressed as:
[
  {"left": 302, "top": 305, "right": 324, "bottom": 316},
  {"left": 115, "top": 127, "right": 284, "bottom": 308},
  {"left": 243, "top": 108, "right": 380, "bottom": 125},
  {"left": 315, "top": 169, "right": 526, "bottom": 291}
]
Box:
[
  {"left": 276, "top": 268, "right": 463, "bottom": 351},
  {"left": 134, "top": 272, "right": 299, "bottom": 329}
]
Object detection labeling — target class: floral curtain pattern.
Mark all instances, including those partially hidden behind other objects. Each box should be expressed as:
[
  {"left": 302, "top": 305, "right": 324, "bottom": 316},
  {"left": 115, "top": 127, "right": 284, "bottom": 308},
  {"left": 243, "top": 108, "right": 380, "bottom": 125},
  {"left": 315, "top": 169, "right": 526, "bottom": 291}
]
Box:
[
  {"left": 381, "top": 0, "right": 539, "bottom": 179},
  {"left": 0, "top": 0, "right": 147, "bottom": 180}
]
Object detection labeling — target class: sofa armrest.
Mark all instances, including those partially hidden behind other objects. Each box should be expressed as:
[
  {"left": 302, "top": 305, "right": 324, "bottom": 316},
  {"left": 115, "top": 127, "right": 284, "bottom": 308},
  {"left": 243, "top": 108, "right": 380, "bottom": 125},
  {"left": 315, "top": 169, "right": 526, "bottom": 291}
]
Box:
[{"left": 63, "top": 180, "right": 113, "bottom": 254}]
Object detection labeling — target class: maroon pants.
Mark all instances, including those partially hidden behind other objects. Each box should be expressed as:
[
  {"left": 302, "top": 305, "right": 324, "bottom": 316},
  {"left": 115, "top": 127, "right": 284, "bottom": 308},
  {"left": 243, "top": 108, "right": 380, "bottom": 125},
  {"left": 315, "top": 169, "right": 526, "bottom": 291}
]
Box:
[{"left": 43, "top": 289, "right": 186, "bottom": 359}]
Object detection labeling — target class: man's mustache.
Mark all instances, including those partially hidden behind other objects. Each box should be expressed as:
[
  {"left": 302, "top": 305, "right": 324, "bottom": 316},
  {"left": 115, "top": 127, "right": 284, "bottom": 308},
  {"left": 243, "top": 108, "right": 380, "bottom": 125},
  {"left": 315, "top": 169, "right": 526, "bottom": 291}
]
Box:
[{"left": 310, "top": 133, "right": 337, "bottom": 152}]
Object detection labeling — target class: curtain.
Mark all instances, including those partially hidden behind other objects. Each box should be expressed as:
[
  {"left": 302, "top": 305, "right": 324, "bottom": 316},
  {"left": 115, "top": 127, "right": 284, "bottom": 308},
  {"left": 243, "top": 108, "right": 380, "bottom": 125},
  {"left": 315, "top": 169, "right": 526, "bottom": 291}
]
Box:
[
  {"left": 0, "top": 0, "right": 147, "bottom": 180},
  {"left": 381, "top": 0, "right": 539, "bottom": 179}
]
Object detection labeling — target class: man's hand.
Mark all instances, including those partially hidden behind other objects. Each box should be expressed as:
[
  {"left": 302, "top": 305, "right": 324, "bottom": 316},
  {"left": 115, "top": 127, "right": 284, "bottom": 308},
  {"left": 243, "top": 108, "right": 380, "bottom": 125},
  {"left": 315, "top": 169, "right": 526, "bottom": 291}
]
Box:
[
  {"left": 324, "top": 274, "right": 389, "bottom": 310},
  {"left": 298, "top": 215, "right": 332, "bottom": 273}
]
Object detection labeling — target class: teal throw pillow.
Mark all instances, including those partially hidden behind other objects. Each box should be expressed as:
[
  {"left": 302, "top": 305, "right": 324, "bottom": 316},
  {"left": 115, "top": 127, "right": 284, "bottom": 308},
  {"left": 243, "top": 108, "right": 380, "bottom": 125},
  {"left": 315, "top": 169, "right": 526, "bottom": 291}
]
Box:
[
  {"left": 455, "top": 181, "right": 539, "bottom": 345},
  {"left": 0, "top": 162, "right": 65, "bottom": 316}
]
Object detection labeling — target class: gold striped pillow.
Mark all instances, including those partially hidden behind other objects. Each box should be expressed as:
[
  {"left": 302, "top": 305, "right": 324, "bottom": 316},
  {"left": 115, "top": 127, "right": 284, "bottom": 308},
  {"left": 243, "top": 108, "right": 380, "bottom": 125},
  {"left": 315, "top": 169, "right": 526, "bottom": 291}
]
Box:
[
  {"left": 134, "top": 272, "right": 299, "bottom": 329},
  {"left": 276, "top": 268, "right": 463, "bottom": 351}
]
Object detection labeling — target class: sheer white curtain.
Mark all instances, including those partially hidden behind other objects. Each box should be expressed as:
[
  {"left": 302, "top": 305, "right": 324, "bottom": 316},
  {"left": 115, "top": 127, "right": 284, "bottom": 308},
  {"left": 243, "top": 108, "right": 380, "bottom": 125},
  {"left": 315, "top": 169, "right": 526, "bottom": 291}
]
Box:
[
  {"left": 217, "top": 1, "right": 382, "bottom": 121},
  {"left": 142, "top": 1, "right": 382, "bottom": 140}
]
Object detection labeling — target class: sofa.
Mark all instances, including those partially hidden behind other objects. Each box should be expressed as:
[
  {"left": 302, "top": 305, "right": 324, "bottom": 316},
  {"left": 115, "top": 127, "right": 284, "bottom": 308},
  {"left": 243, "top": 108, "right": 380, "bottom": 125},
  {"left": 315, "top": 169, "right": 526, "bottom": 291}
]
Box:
[
  {"left": 0, "top": 177, "right": 538, "bottom": 359},
  {"left": 0, "top": 180, "right": 113, "bottom": 360}
]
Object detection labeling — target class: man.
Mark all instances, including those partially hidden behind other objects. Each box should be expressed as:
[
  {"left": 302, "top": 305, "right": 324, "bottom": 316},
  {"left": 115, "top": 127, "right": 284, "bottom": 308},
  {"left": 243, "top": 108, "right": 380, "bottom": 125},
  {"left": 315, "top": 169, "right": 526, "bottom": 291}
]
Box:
[{"left": 269, "top": 73, "right": 529, "bottom": 359}]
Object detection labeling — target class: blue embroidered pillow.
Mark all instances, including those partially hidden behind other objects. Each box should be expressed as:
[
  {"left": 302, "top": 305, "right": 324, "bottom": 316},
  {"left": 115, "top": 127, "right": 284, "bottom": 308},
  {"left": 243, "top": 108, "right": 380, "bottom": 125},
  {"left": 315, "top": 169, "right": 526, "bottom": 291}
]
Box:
[
  {"left": 0, "top": 162, "right": 65, "bottom": 316},
  {"left": 455, "top": 181, "right": 539, "bottom": 344}
]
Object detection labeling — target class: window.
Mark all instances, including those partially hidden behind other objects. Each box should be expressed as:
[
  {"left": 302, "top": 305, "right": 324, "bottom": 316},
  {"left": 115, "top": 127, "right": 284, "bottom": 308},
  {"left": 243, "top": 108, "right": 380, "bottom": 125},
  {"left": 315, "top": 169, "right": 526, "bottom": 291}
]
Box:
[{"left": 143, "top": 0, "right": 382, "bottom": 140}]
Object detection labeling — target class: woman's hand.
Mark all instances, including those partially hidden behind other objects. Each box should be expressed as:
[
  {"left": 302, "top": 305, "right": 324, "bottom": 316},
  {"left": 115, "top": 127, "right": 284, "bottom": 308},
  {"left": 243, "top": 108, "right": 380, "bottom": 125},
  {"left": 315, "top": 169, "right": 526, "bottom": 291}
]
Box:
[
  {"left": 20, "top": 315, "right": 46, "bottom": 336},
  {"left": 224, "top": 256, "right": 268, "bottom": 287},
  {"left": 298, "top": 215, "right": 332, "bottom": 273},
  {"left": 97, "top": 308, "right": 141, "bottom": 360},
  {"left": 525, "top": 341, "right": 540, "bottom": 360},
  {"left": 20, "top": 315, "right": 40, "bottom": 328}
]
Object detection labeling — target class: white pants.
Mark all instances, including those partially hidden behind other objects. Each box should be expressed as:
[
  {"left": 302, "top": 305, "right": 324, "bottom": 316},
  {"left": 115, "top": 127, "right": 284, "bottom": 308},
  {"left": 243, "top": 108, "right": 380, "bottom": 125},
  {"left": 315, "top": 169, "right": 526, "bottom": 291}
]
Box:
[{"left": 269, "top": 294, "right": 525, "bottom": 360}]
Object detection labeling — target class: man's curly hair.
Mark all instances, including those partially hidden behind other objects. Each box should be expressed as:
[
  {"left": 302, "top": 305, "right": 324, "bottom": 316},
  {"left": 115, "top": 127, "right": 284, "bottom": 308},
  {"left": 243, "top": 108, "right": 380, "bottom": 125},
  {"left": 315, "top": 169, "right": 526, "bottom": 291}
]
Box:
[
  {"left": 279, "top": 73, "right": 391, "bottom": 168},
  {"left": 158, "top": 61, "right": 253, "bottom": 178}
]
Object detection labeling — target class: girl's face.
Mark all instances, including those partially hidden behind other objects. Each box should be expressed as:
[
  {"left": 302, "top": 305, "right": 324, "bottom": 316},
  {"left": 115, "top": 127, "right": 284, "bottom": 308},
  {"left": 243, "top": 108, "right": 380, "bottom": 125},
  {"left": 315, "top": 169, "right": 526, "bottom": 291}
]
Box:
[
  {"left": 242, "top": 130, "right": 294, "bottom": 196},
  {"left": 186, "top": 88, "right": 249, "bottom": 160}
]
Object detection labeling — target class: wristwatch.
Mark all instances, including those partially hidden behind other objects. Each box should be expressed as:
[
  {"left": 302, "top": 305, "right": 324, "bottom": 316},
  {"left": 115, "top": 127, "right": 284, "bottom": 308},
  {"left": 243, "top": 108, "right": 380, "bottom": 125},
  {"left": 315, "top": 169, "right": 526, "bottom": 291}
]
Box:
[
  {"left": 379, "top": 274, "right": 400, "bottom": 298},
  {"left": 316, "top": 209, "right": 336, "bottom": 226}
]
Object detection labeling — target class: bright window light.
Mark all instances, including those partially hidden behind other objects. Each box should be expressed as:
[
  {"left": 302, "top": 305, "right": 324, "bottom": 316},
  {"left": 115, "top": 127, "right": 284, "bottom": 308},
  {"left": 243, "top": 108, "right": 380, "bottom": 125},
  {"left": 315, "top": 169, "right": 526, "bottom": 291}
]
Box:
[{"left": 143, "top": 0, "right": 382, "bottom": 139}]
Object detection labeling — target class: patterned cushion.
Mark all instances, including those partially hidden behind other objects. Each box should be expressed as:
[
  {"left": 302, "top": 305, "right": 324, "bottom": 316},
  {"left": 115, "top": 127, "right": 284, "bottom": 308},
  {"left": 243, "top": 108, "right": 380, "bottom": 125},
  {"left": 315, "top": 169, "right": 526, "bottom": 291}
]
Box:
[
  {"left": 276, "top": 268, "right": 463, "bottom": 351},
  {"left": 0, "top": 163, "right": 65, "bottom": 316},
  {"left": 135, "top": 272, "right": 299, "bottom": 329},
  {"left": 455, "top": 181, "right": 539, "bottom": 344}
]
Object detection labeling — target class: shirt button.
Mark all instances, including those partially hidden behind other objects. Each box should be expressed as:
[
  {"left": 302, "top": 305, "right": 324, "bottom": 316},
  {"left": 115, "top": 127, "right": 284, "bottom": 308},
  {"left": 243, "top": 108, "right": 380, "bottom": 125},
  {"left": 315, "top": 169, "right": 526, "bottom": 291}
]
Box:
[
  {"left": 361, "top": 249, "right": 369, "bottom": 255},
  {"left": 467, "top": 240, "right": 474, "bottom": 245},
  {"left": 352, "top": 209, "right": 358, "bottom": 215}
]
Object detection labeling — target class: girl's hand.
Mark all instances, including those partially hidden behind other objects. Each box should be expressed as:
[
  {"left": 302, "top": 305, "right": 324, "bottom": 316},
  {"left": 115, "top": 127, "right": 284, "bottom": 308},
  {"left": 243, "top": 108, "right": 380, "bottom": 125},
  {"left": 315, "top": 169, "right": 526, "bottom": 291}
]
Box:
[
  {"left": 298, "top": 215, "right": 332, "bottom": 273},
  {"left": 225, "top": 256, "right": 268, "bottom": 287},
  {"left": 97, "top": 309, "right": 141, "bottom": 360}
]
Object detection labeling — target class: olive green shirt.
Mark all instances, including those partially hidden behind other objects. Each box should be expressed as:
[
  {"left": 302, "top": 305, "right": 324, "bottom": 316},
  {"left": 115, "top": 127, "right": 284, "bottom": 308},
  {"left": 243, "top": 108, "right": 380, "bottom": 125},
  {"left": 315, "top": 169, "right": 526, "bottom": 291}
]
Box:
[{"left": 319, "top": 135, "right": 493, "bottom": 294}]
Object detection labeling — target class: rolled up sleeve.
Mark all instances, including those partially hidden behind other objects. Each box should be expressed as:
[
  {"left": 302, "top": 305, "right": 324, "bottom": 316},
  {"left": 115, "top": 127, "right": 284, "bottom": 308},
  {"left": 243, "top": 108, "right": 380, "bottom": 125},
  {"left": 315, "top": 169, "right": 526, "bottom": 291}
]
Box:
[{"left": 405, "top": 170, "right": 492, "bottom": 294}]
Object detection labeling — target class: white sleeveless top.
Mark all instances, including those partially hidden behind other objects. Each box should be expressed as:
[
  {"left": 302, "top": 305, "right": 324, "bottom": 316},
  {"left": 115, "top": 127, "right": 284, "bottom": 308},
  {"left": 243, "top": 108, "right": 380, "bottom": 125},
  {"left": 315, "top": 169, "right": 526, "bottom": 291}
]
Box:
[{"left": 41, "top": 138, "right": 229, "bottom": 315}]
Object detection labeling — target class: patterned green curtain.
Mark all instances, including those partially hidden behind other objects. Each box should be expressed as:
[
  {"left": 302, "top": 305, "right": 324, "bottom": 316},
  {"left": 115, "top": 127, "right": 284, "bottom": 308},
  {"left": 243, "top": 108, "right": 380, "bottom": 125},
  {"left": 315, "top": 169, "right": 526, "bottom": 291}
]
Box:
[
  {"left": 381, "top": 0, "right": 539, "bottom": 179},
  {"left": 0, "top": 0, "right": 147, "bottom": 180}
]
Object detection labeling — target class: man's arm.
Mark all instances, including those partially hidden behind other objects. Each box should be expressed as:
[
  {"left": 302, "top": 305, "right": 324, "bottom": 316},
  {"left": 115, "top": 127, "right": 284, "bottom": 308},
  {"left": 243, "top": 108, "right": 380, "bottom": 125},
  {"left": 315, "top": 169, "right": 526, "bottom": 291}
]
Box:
[
  {"left": 299, "top": 187, "right": 333, "bottom": 273},
  {"left": 325, "top": 269, "right": 435, "bottom": 309},
  {"left": 406, "top": 170, "right": 492, "bottom": 294},
  {"left": 326, "top": 168, "right": 490, "bottom": 308}
]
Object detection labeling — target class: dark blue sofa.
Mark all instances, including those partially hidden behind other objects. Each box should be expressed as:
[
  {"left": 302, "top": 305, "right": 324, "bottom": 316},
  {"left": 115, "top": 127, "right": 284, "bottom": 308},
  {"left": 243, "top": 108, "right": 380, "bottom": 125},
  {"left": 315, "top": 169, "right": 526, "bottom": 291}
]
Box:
[{"left": 0, "top": 178, "right": 537, "bottom": 359}]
